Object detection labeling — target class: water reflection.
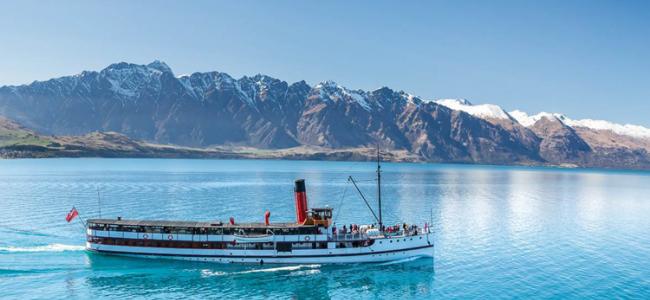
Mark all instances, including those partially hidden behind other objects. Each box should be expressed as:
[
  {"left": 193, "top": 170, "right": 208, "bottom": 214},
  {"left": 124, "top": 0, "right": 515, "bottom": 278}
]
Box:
[{"left": 84, "top": 252, "right": 435, "bottom": 299}]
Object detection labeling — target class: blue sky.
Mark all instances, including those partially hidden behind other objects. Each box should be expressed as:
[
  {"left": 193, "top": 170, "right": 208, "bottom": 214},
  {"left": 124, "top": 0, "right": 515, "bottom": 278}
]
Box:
[{"left": 1, "top": 0, "right": 648, "bottom": 126}]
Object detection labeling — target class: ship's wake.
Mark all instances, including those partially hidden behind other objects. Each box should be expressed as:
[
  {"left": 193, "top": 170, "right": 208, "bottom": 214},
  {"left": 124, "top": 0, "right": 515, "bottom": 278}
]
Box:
[
  {"left": 377, "top": 256, "right": 426, "bottom": 266},
  {"left": 0, "top": 243, "right": 85, "bottom": 253},
  {"left": 201, "top": 264, "right": 321, "bottom": 277}
]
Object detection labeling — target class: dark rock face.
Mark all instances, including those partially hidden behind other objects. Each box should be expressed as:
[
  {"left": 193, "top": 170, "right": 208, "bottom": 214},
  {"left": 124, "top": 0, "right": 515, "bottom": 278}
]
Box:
[
  {"left": 529, "top": 116, "right": 591, "bottom": 162},
  {"left": 1, "top": 60, "right": 647, "bottom": 169}
]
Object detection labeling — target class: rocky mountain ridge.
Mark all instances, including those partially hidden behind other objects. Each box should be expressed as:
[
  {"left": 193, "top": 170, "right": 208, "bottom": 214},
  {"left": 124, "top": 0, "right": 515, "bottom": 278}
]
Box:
[{"left": 0, "top": 61, "right": 648, "bottom": 169}]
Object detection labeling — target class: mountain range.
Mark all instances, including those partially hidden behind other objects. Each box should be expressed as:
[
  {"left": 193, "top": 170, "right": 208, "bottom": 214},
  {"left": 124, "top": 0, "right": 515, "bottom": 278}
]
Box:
[{"left": 0, "top": 61, "right": 648, "bottom": 169}]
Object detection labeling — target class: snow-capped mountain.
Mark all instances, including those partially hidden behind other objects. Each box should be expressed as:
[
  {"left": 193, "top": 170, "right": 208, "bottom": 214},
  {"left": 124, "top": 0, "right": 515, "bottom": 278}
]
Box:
[
  {"left": 509, "top": 110, "right": 650, "bottom": 140},
  {"left": 0, "top": 61, "right": 648, "bottom": 169},
  {"left": 437, "top": 100, "right": 649, "bottom": 168},
  {"left": 435, "top": 99, "right": 512, "bottom": 120}
]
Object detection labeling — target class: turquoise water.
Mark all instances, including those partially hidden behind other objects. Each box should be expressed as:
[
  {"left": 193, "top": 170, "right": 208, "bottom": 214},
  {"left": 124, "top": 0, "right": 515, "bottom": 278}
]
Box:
[{"left": 1, "top": 159, "right": 649, "bottom": 299}]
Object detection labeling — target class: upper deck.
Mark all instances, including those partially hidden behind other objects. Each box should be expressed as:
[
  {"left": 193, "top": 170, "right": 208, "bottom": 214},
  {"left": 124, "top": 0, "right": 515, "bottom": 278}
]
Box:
[{"left": 87, "top": 218, "right": 321, "bottom": 235}]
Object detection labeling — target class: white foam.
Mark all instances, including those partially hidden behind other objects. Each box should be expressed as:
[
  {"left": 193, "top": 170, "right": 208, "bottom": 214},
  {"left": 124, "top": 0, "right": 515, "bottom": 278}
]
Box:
[
  {"left": 288, "top": 269, "right": 321, "bottom": 276},
  {"left": 377, "top": 256, "right": 424, "bottom": 266},
  {"left": 238, "top": 264, "right": 321, "bottom": 274},
  {"left": 200, "top": 270, "right": 227, "bottom": 277},
  {"left": 0, "top": 243, "right": 85, "bottom": 253},
  {"left": 199, "top": 264, "right": 321, "bottom": 277}
]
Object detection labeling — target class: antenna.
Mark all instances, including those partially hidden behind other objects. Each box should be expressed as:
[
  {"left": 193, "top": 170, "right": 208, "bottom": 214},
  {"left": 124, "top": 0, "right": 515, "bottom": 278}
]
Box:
[
  {"left": 377, "top": 144, "right": 383, "bottom": 230},
  {"left": 96, "top": 187, "right": 102, "bottom": 219}
]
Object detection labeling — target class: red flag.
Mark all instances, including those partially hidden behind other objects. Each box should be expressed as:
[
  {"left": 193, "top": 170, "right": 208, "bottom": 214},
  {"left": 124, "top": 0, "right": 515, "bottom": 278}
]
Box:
[{"left": 66, "top": 207, "right": 79, "bottom": 223}]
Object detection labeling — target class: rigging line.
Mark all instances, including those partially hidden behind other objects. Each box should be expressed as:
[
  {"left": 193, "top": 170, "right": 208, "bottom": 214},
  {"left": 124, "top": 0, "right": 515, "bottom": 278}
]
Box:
[
  {"left": 352, "top": 179, "right": 376, "bottom": 182},
  {"left": 72, "top": 204, "right": 87, "bottom": 232},
  {"left": 332, "top": 181, "right": 349, "bottom": 224},
  {"left": 348, "top": 176, "right": 380, "bottom": 223}
]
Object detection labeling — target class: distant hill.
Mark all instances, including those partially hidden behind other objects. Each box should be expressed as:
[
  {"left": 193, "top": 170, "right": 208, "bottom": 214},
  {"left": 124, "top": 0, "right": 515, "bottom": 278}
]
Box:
[
  {"left": 0, "top": 61, "right": 648, "bottom": 169},
  {"left": 0, "top": 116, "right": 417, "bottom": 161}
]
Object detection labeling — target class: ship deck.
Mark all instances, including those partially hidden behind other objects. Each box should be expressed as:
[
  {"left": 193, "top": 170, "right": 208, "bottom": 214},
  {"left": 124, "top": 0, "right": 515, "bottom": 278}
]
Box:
[{"left": 87, "top": 218, "right": 316, "bottom": 229}]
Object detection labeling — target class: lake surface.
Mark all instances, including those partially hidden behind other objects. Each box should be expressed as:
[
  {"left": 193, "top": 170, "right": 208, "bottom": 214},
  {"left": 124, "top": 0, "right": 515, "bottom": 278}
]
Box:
[{"left": 0, "top": 158, "right": 649, "bottom": 299}]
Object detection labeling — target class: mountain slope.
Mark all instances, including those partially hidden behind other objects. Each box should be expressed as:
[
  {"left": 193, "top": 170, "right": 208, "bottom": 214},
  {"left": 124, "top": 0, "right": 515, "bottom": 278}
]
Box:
[
  {"left": 0, "top": 61, "right": 648, "bottom": 169},
  {"left": 0, "top": 61, "right": 542, "bottom": 165}
]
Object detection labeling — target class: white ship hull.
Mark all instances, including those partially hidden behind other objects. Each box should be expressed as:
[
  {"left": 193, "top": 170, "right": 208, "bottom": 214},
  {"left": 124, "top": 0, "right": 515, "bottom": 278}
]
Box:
[{"left": 86, "top": 233, "right": 434, "bottom": 264}]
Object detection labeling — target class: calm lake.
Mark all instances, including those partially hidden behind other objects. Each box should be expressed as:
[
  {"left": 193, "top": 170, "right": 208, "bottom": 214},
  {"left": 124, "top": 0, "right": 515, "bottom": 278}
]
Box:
[{"left": 1, "top": 158, "right": 649, "bottom": 299}]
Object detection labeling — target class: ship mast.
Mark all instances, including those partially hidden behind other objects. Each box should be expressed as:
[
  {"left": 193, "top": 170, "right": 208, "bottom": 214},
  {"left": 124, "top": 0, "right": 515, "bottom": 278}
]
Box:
[{"left": 377, "top": 145, "right": 383, "bottom": 231}]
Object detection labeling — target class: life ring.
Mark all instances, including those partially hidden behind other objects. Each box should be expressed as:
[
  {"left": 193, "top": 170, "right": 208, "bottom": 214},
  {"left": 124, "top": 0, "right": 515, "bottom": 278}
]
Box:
[
  {"left": 304, "top": 236, "right": 311, "bottom": 242},
  {"left": 167, "top": 234, "right": 174, "bottom": 240},
  {"left": 143, "top": 233, "right": 149, "bottom": 239}
]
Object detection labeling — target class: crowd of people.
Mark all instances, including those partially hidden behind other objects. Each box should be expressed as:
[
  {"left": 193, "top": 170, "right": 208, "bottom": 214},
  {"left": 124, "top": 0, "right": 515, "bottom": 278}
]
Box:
[{"left": 331, "top": 222, "right": 422, "bottom": 237}]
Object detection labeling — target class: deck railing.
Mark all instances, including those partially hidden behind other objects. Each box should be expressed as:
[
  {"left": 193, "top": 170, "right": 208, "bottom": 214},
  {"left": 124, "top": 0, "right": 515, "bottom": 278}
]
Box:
[
  {"left": 329, "top": 232, "right": 369, "bottom": 241},
  {"left": 329, "top": 227, "right": 430, "bottom": 241}
]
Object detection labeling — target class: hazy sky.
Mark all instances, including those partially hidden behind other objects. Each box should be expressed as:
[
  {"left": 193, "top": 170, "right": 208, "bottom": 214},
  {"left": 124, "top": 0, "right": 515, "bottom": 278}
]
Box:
[{"left": 1, "top": 1, "right": 648, "bottom": 125}]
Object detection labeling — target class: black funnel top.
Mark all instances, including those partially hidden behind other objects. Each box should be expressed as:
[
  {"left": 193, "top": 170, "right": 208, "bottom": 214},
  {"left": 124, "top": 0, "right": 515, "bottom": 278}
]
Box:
[{"left": 294, "top": 179, "right": 306, "bottom": 192}]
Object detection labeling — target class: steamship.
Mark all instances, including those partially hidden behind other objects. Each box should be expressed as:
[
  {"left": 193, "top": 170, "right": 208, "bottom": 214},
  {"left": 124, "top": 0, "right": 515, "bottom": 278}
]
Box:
[{"left": 85, "top": 160, "right": 434, "bottom": 264}]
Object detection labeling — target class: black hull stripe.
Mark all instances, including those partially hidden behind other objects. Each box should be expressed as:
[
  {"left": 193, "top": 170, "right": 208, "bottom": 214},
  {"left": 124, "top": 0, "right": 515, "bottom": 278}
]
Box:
[{"left": 87, "top": 244, "right": 433, "bottom": 259}]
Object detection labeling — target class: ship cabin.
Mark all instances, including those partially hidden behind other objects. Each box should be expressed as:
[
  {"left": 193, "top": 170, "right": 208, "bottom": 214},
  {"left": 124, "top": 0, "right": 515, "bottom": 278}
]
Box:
[{"left": 86, "top": 219, "right": 323, "bottom": 236}]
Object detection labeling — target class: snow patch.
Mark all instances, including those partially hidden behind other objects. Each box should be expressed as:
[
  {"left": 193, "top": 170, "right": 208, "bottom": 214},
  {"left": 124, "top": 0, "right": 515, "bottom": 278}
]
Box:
[
  {"left": 564, "top": 118, "right": 650, "bottom": 139},
  {"left": 342, "top": 89, "right": 371, "bottom": 111},
  {"left": 435, "top": 99, "right": 511, "bottom": 120},
  {"left": 509, "top": 110, "right": 566, "bottom": 127},
  {"left": 146, "top": 60, "right": 173, "bottom": 74},
  {"left": 510, "top": 110, "right": 650, "bottom": 139},
  {"left": 102, "top": 63, "right": 166, "bottom": 98},
  {"left": 315, "top": 81, "right": 372, "bottom": 111}
]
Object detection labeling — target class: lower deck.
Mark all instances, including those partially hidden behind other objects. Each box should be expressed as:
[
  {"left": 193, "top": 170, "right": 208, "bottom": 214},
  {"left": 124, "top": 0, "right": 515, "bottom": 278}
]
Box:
[{"left": 86, "top": 233, "right": 434, "bottom": 264}]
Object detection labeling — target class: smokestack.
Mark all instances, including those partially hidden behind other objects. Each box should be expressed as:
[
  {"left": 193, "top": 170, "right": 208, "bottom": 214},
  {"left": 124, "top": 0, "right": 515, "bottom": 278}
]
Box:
[{"left": 294, "top": 179, "right": 308, "bottom": 224}]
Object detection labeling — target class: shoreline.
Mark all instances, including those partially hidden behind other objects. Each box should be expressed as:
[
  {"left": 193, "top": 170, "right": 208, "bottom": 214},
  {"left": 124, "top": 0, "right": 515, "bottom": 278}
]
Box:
[{"left": 2, "top": 149, "right": 649, "bottom": 174}]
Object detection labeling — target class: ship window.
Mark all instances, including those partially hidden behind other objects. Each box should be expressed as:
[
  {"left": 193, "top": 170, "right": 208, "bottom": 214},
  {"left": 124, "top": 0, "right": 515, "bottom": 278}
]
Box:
[{"left": 277, "top": 243, "right": 292, "bottom": 252}]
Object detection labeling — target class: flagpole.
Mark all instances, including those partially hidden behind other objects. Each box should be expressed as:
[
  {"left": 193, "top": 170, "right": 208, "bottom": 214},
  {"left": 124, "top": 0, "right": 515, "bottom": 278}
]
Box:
[{"left": 70, "top": 206, "right": 86, "bottom": 231}]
